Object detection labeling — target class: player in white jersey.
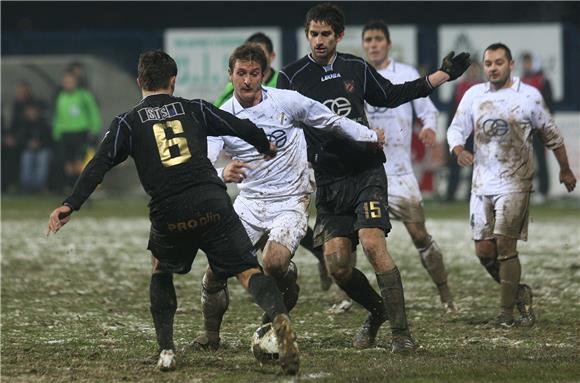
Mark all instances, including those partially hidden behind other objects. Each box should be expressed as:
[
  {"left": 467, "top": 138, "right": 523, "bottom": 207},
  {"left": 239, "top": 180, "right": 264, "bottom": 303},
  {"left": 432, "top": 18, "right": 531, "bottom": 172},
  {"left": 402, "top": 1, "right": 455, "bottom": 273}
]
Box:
[
  {"left": 447, "top": 43, "right": 576, "bottom": 327},
  {"left": 192, "top": 43, "right": 384, "bottom": 350},
  {"left": 362, "top": 20, "right": 457, "bottom": 313}
]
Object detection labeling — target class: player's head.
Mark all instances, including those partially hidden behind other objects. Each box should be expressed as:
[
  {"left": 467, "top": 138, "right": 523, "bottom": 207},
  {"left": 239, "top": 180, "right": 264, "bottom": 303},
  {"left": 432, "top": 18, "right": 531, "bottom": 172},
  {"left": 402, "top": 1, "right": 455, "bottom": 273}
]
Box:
[
  {"left": 483, "top": 43, "right": 514, "bottom": 89},
  {"left": 15, "top": 80, "right": 31, "bottom": 101},
  {"left": 304, "top": 3, "right": 345, "bottom": 63},
  {"left": 62, "top": 70, "right": 79, "bottom": 91},
  {"left": 246, "top": 32, "right": 277, "bottom": 69},
  {"left": 228, "top": 43, "right": 266, "bottom": 107},
  {"left": 521, "top": 52, "right": 538, "bottom": 76},
  {"left": 362, "top": 20, "right": 391, "bottom": 68},
  {"left": 137, "top": 50, "right": 178, "bottom": 93}
]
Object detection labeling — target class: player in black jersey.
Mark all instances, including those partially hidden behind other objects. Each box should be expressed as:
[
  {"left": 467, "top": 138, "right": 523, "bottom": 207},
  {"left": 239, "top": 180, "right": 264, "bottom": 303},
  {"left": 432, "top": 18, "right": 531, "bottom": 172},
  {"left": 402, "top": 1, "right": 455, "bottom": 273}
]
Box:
[
  {"left": 278, "top": 3, "right": 471, "bottom": 353},
  {"left": 46, "top": 50, "right": 300, "bottom": 375}
]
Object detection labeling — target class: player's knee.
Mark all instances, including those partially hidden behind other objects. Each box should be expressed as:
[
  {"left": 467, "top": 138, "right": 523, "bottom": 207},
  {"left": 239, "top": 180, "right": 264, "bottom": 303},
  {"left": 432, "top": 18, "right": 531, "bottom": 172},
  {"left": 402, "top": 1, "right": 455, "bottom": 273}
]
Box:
[
  {"left": 202, "top": 269, "right": 228, "bottom": 294},
  {"left": 330, "top": 265, "right": 353, "bottom": 284},
  {"left": 360, "top": 233, "right": 385, "bottom": 259},
  {"left": 475, "top": 240, "right": 496, "bottom": 260}
]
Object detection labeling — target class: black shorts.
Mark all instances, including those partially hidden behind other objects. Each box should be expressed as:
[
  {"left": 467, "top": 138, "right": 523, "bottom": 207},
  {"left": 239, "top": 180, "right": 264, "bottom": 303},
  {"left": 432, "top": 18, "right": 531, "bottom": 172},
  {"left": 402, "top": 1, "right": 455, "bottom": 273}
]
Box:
[
  {"left": 147, "top": 184, "right": 259, "bottom": 279},
  {"left": 313, "top": 166, "right": 391, "bottom": 248},
  {"left": 61, "top": 132, "right": 89, "bottom": 162}
]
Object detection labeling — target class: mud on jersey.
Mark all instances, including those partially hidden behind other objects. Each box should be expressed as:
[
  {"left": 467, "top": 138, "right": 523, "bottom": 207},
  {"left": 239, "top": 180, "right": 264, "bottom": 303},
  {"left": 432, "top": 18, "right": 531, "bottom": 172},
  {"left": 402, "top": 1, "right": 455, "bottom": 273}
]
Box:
[
  {"left": 278, "top": 52, "right": 433, "bottom": 185},
  {"left": 447, "top": 77, "right": 564, "bottom": 195}
]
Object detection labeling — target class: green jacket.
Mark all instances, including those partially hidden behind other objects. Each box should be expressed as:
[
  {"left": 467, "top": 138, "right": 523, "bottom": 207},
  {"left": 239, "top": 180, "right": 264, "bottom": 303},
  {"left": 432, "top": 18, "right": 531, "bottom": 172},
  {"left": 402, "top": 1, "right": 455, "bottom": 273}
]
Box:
[
  {"left": 52, "top": 88, "right": 102, "bottom": 141},
  {"left": 214, "top": 69, "right": 279, "bottom": 107}
]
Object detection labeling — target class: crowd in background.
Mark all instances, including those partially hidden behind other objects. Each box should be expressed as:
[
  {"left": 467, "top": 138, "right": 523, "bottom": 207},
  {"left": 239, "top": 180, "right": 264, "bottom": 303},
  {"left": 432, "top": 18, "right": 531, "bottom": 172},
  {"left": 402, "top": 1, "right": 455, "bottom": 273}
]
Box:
[
  {"left": 0, "top": 52, "right": 553, "bottom": 202},
  {"left": 1, "top": 62, "right": 101, "bottom": 194}
]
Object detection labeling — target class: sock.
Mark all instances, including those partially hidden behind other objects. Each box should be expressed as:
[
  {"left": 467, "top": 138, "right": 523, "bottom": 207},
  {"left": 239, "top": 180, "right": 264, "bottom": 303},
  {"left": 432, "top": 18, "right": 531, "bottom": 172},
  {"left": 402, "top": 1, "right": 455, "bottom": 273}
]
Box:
[
  {"left": 499, "top": 255, "right": 521, "bottom": 317},
  {"left": 277, "top": 261, "right": 300, "bottom": 313},
  {"left": 248, "top": 273, "right": 288, "bottom": 321},
  {"left": 417, "top": 238, "right": 452, "bottom": 303},
  {"left": 336, "top": 268, "right": 386, "bottom": 320},
  {"left": 150, "top": 273, "right": 177, "bottom": 351},
  {"left": 376, "top": 268, "right": 410, "bottom": 336},
  {"left": 200, "top": 273, "right": 229, "bottom": 340}
]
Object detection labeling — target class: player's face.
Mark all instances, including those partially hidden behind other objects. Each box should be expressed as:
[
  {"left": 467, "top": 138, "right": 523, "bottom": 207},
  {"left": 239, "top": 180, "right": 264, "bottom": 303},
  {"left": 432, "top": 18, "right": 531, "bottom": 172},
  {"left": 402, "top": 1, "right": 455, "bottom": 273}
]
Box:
[
  {"left": 306, "top": 21, "right": 343, "bottom": 64},
  {"left": 230, "top": 59, "right": 264, "bottom": 107},
  {"left": 362, "top": 29, "right": 391, "bottom": 68},
  {"left": 483, "top": 49, "right": 514, "bottom": 88}
]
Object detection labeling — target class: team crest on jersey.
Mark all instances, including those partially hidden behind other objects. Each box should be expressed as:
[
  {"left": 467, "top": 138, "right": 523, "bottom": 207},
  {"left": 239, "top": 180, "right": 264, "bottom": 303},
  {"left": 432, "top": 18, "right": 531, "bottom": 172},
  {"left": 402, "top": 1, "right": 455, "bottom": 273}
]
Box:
[
  {"left": 267, "top": 129, "right": 287, "bottom": 148},
  {"left": 343, "top": 80, "right": 355, "bottom": 93}
]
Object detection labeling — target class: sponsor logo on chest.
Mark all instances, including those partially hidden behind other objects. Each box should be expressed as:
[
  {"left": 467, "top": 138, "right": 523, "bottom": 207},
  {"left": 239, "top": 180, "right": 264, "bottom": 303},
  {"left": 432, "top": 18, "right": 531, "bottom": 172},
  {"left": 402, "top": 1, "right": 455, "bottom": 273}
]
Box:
[{"left": 321, "top": 73, "right": 341, "bottom": 82}]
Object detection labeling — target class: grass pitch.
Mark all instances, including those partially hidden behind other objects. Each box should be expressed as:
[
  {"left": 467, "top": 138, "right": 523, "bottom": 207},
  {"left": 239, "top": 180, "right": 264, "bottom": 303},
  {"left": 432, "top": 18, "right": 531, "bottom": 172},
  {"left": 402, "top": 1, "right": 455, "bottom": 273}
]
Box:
[{"left": 1, "top": 196, "right": 579, "bottom": 382}]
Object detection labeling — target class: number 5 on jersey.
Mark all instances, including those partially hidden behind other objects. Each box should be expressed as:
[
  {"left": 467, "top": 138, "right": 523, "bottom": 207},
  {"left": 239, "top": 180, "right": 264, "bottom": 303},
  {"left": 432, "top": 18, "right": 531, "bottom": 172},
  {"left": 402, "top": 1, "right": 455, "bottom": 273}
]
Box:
[
  {"left": 153, "top": 120, "right": 191, "bottom": 167},
  {"left": 363, "top": 201, "right": 382, "bottom": 219}
]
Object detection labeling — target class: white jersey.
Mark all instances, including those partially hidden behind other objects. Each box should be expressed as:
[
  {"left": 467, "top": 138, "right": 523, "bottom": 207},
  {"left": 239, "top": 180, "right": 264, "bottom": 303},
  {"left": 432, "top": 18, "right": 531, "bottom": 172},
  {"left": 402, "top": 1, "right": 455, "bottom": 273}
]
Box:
[
  {"left": 447, "top": 77, "right": 564, "bottom": 195},
  {"left": 365, "top": 59, "right": 438, "bottom": 176},
  {"left": 208, "top": 86, "right": 378, "bottom": 199}
]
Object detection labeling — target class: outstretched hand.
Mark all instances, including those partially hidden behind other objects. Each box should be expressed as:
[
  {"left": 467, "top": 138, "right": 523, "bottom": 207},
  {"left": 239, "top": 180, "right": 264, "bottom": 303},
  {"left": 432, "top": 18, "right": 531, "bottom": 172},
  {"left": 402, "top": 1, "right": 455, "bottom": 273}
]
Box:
[
  {"left": 223, "top": 160, "right": 251, "bottom": 183},
  {"left": 46, "top": 205, "right": 73, "bottom": 237},
  {"left": 440, "top": 51, "right": 472, "bottom": 81}
]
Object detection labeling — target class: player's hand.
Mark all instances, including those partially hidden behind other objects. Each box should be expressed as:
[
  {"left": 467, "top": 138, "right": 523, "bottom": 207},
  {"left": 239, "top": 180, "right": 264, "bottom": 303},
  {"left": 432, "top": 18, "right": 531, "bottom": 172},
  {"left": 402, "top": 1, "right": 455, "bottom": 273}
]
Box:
[
  {"left": 440, "top": 51, "right": 471, "bottom": 81},
  {"left": 457, "top": 150, "right": 474, "bottom": 167},
  {"left": 262, "top": 142, "right": 277, "bottom": 160},
  {"left": 419, "top": 129, "right": 436, "bottom": 147},
  {"left": 560, "top": 168, "right": 577, "bottom": 192},
  {"left": 372, "top": 128, "right": 385, "bottom": 148},
  {"left": 223, "top": 160, "right": 250, "bottom": 183},
  {"left": 46, "top": 205, "right": 73, "bottom": 237}
]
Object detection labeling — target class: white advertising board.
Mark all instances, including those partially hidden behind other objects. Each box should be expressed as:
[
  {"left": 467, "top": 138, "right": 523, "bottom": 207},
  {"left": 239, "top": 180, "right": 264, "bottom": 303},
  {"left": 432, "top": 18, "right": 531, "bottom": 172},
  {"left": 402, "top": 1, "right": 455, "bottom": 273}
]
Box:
[
  {"left": 164, "top": 28, "right": 281, "bottom": 100},
  {"left": 438, "top": 24, "right": 563, "bottom": 103}
]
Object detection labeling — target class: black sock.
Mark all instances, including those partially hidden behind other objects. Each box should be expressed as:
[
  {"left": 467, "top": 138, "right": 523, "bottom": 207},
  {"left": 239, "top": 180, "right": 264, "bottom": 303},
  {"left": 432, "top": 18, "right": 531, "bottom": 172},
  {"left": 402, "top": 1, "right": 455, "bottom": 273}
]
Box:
[
  {"left": 337, "top": 268, "right": 386, "bottom": 320},
  {"left": 150, "top": 273, "right": 177, "bottom": 351},
  {"left": 248, "top": 273, "right": 288, "bottom": 321},
  {"left": 277, "top": 261, "right": 300, "bottom": 313},
  {"left": 479, "top": 257, "right": 501, "bottom": 283},
  {"left": 376, "top": 268, "right": 409, "bottom": 336},
  {"left": 300, "top": 226, "right": 325, "bottom": 263}
]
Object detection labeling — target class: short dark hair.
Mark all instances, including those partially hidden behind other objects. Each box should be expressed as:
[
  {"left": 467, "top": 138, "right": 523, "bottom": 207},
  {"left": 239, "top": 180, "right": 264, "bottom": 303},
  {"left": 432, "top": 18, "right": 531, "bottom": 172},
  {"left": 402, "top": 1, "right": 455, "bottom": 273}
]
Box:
[
  {"left": 304, "top": 3, "right": 345, "bottom": 36},
  {"left": 484, "top": 43, "right": 513, "bottom": 61},
  {"left": 137, "top": 50, "right": 177, "bottom": 91},
  {"left": 228, "top": 43, "right": 267, "bottom": 73},
  {"left": 246, "top": 32, "right": 274, "bottom": 54},
  {"left": 362, "top": 20, "right": 390, "bottom": 42}
]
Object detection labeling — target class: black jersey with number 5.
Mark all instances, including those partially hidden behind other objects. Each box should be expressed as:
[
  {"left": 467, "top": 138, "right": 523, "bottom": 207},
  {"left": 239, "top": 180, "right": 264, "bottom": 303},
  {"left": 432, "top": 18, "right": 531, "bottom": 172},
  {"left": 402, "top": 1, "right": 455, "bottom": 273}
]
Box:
[
  {"left": 64, "top": 94, "right": 270, "bottom": 210},
  {"left": 278, "top": 52, "right": 433, "bottom": 185}
]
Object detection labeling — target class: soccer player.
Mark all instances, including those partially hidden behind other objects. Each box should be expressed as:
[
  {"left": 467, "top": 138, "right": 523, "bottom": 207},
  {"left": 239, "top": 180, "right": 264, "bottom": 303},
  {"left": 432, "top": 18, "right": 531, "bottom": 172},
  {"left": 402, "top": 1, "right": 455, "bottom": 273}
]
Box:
[
  {"left": 447, "top": 43, "right": 576, "bottom": 327},
  {"left": 362, "top": 20, "right": 457, "bottom": 314},
  {"left": 46, "top": 50, "right": 300, "bottom": 375},
  {"left": 278, "top": 3, "right": 470, "bottom": 352},
  {"left": 193, "top": 43, "right": 384, "bottom": 351},
  {"left": 214, "top": 32, "right": 279, "bottom": 107}
]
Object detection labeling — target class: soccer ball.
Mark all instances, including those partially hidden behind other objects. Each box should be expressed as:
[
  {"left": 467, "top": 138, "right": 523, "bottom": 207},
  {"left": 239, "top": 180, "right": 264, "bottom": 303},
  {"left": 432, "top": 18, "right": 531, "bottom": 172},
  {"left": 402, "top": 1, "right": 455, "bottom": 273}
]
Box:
[{"left": 251, "top": 322, "right": 279, "bottom": 364}]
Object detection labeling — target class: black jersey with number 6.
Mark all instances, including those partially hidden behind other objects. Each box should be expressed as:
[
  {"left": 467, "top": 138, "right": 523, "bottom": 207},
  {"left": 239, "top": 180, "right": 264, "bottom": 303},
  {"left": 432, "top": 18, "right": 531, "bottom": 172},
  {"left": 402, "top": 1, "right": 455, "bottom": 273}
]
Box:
[
  {"left": 64, "top": 94, "right": 270, "bottom": 210},
  {"left": 278, "top": 52, "right": 433, "bottom": 185}
]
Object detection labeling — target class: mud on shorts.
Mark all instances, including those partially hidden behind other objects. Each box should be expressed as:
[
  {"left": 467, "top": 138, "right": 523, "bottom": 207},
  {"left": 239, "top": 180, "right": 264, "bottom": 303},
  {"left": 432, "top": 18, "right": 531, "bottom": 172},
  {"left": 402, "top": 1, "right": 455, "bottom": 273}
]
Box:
[
  {"left": 147, "top": 184, "right": 259, "bottom": 279},
  {"left": 313, "top": 166, "right": 391, "bottom": 249},
  {"left": 234, "top": 194, "right": 310, "bottom": 255},
  {"left": 469, "top": 192, "right": 530, "bottom": 241},
  {"left": 386, "top": 172, "right": 425, "bottom": 223}
]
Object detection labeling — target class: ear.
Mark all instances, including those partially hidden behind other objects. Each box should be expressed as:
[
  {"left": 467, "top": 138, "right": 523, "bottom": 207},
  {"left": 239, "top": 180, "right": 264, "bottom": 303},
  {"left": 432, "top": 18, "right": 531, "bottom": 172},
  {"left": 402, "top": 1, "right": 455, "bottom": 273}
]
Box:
[
  {"left": 269, "top": 51, "right": 277, "bottom": 64},
  {"left": 136, "top": 78, "right": 141, "bottom": 88},
  {"left": 169, "top": 76, "right": 176, "bottom": 87},
  {"left": 228, "top": 67, "right": 233, "bottom": 81},
  {"left": 336, "top": 31, "right": 345, "bottom": 43}
]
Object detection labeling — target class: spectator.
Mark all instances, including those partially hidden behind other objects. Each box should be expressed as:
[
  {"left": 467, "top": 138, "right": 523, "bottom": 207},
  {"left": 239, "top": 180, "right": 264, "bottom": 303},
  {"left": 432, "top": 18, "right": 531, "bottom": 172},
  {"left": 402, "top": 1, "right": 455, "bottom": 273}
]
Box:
[
  {"left": 445, "top": 61, "right": 483, "bottom": 201},
  {"left": 18, "top": 103, "right": 53, "bottom": 193},
  {"left": 2, "top": 81, "right": 47, "bottom": 192},
  {"left": 521, "top": 52, "right": 553, "bottom": 203},
  {"left": 52, "top": 70, "right": 102, "bottom": 190}
]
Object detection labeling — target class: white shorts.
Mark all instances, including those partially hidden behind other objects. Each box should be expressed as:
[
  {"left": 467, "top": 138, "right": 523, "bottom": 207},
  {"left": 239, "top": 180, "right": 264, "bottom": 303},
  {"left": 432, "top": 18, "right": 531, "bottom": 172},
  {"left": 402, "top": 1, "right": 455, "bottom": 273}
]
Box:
[
  {"left": 233, "top": 194, "right": 310, "bottom": 254},
  {"left": 386, "top": 173, "right": 425, "bottom": 223},
  {"left": 469, "top": 192, "right": 530, "bottom": 241}
]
